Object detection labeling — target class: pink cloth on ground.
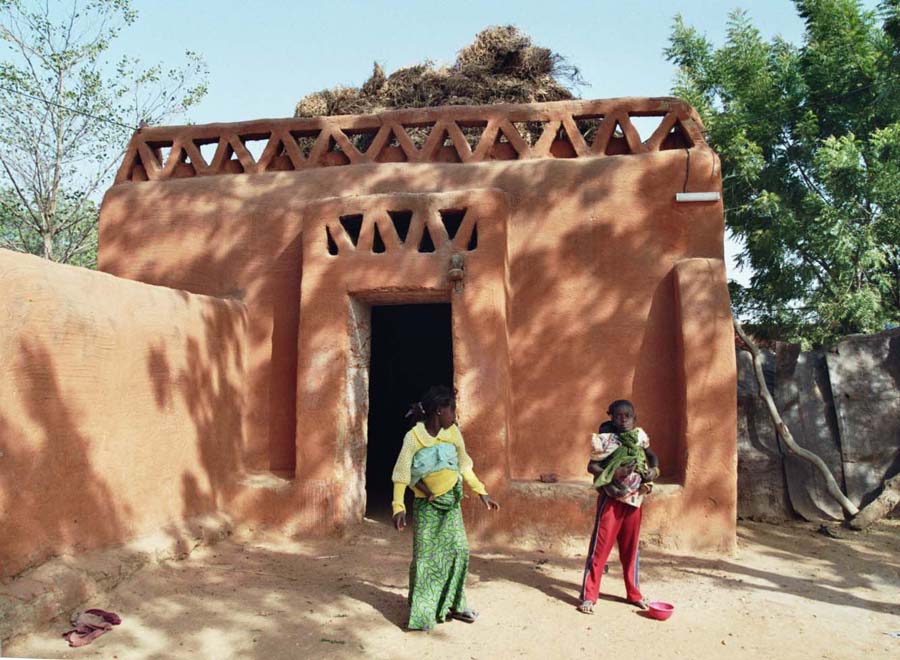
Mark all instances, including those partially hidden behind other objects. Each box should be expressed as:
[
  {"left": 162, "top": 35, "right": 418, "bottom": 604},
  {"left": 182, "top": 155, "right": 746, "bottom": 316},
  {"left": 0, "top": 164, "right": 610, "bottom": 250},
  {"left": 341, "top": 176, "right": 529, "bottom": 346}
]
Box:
[{"left": 62, "top": 608, "right": 122, "bottom": 647}]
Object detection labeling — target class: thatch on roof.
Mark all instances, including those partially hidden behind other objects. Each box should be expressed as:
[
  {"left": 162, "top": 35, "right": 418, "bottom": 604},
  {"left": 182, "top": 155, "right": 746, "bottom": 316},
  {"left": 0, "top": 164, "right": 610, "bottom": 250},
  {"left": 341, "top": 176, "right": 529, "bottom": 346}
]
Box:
[{"left": 294, "top": 25, "right": 582, "bottom": 120}]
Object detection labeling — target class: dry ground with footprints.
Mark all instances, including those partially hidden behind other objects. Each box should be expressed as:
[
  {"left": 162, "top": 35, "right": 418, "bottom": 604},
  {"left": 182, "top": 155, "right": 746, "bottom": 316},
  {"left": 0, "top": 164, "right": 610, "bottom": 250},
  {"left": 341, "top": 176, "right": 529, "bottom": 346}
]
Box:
[{"left": 5, "top": 520, "right": 899, "bottom": 660}]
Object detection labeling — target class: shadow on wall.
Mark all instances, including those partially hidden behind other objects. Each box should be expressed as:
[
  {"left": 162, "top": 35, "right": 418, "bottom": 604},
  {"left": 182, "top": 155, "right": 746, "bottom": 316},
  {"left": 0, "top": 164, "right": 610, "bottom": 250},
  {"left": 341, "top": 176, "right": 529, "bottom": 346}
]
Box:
[
  {"left": 97, "top": 137, "right": 726, "bottom": 530},
  {"left": 0, "top": 252, "right": 249, "bottom": 579},
  {"left": 0, "top": 341, "right": 124, "bottom": 578},
  {"left": 144, "top": 303, "right": 248, "bottom": 520}
]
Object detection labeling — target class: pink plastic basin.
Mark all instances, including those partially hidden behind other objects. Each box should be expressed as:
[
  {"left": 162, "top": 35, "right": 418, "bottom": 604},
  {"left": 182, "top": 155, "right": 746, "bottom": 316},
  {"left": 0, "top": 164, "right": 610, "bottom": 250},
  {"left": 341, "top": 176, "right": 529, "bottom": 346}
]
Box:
[{"left": 646, "top": 601, "right": 674, "bottom": 621}]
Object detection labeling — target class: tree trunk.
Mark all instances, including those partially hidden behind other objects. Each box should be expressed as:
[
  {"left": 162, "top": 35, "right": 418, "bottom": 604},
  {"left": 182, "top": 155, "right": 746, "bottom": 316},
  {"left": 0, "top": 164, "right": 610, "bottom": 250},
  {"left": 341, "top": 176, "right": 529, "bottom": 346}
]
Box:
[{"left": 847, "top": 475, "right": 900, "bottom": 530}]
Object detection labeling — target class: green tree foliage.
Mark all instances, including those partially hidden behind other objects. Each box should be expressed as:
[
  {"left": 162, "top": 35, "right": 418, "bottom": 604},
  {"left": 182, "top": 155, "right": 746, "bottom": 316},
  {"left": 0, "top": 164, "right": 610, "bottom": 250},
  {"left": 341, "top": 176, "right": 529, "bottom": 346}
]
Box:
[
  {"left": 666, "top": 0, "right": 900, "bottom": 346},
  {"left": 0, "top": 0, "right": 208, "bottom": 267}
]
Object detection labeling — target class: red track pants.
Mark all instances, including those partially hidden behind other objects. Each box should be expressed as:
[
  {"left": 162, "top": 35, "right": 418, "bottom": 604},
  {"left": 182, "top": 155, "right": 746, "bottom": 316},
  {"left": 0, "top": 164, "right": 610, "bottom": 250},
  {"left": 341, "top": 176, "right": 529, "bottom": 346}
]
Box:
[{"left": 580, "top": 494, "right": 642, "bottom": 603}]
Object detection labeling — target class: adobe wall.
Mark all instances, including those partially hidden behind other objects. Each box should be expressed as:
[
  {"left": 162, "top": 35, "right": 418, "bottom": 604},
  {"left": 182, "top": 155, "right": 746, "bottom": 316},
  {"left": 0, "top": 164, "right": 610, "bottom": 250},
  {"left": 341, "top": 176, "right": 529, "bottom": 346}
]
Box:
[
  {"left": 0, "top": 250, "right": 248, "bottom": 578},
  {"left": 96, "top": 98, "right": 737, "bottom": 550}
]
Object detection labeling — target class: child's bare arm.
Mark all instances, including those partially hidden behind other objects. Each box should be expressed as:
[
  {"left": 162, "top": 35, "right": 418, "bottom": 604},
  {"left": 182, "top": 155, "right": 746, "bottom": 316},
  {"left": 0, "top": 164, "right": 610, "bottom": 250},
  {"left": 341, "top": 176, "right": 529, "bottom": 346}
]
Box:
[
  {"left": 587, "top": 459, "right": 604, "bottom": 476},
  {"left": 414, "top": 479, "right": 435, "bottom": 500},
  {"left": 642, "top": 448, "right": 660, "bottom": 482}
]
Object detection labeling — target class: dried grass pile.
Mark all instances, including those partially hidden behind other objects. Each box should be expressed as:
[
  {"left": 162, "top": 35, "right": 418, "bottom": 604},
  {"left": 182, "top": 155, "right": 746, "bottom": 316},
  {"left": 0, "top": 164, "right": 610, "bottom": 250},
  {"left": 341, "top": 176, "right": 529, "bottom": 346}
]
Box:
[{"left": 294, "top": 26, "right": 582, "bottom": 120}]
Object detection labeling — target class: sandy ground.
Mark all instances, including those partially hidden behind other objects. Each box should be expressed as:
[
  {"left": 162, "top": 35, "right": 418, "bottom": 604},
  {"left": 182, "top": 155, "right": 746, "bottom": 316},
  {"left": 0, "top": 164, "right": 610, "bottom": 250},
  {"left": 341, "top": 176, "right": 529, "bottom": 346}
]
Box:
[{"left": 4, "top": 519, "right": 899, "bottom": 660}]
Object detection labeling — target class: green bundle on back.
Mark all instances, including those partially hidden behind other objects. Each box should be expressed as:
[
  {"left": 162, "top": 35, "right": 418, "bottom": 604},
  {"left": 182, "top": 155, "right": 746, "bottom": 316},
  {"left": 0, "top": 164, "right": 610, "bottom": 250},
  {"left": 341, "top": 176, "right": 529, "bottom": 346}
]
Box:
[{"left": 592, "top": 429, "right": 648, "bottom": 490}]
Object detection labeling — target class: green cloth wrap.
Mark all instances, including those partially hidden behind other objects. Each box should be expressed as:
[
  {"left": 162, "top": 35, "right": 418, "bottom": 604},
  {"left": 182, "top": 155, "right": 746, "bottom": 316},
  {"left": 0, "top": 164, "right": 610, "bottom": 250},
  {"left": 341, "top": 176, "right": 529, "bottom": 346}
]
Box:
[
  {"left": 592, "top": 429, "right": 648, "bottom": 489},
  {"left": 407, "top": 480, "right": 469, "bottom": 630}
]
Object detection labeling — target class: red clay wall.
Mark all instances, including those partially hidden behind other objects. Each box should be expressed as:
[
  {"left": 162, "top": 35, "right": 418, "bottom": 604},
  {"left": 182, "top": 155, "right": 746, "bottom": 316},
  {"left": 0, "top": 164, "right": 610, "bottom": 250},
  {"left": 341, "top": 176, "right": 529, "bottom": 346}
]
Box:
[
  {"left": 0, "top": 250, "right": 247, "bottom": 578},
  {"left": 95, "top": 98, "right": 737, "bottom": 550}
]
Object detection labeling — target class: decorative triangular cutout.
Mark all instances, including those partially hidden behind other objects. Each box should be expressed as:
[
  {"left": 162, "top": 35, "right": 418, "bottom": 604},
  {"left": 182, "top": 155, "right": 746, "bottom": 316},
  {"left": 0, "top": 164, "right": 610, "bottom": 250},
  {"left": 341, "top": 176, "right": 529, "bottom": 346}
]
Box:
[
  {"left": 372, "top": 223, "right": 386, "bottom": 253},
  {"left": 459, "top": 122, "right": 487, "bottom": 152},
  {"left": 156, "top": 144, "right": 173, "bottom": 168},
  {"left": 489, "top": 126, "right": 520, "bottom": 160},
  {"left": 265, "top": 139, "right": 294, "bottom": 171},
  {"left": 439, "top": 209, "right": 465, "bottom": 239},
  {"left": 388, "top": 210, "right": 413, "bottom": 242},
  {"left": 432, "top": 129, "right": 462, "bottom": 162},
  {"left": 171, "top": 148, "right": 196, "bottom": 178},
  {"left": 376, "top": 129, "right": 408, "bottom": 163},
  {"left": 418, "top": 224, "right": 436, "bottom": 253},
  {"left": 290, "top": 130, "right": 321, "bottom": 160},
  {"left": 574, "top": 115, "right": 604, "bottom": 145},
  {"left": 223, "top": 144, "right": 244, "bottom": 174},
  {"left": 343, "top": 127, "right": 379, "bottom": 154},
  {"left": 194, "top": 139, "right": 217, "bottom": 167},
  {"left": 550, "top": 126, "right": 577, "bottom": 158},
  {"left": 513, "top": 121, "right": 543, "bottom": 147},
  {"left": 130, "top": 153, "right": 148, "bottom": 182},
  {"left": 339, "top": 214, "right": 363, "bottom": 246},
  {"left": 326, "top": 226, "right": 339, "bottom": 255},
  {"left": 406, "top": 123, "right": 435, "bottom": 150},
  {"left": 467, "top": 224, "right": 478, "bottom": 251},
  {"left": 237, "top": 133, "right": 270, "bottom": 162},
  {"left": 605, "top": 122, "right": 632, "bottom": 156},
  {"left": 660, "top": 119, "right": 694, "bottom": 150},
  {"left": 322, "top": 136, "right": 351, "bottom": 166}
]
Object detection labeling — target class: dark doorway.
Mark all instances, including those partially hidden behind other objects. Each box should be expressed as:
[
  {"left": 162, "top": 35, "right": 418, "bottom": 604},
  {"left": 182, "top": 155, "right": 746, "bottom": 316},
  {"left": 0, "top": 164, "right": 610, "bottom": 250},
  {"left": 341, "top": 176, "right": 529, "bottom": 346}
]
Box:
[{"left": 365, "top": 303, "right": 453, "bottom": 519}]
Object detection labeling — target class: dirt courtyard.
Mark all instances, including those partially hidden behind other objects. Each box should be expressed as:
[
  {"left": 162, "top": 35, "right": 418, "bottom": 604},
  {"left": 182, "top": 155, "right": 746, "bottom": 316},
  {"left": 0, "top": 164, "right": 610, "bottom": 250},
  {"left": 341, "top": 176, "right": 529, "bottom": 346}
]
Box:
[{"left": 5, "top": 519, "right": 899, "bottom": 660}]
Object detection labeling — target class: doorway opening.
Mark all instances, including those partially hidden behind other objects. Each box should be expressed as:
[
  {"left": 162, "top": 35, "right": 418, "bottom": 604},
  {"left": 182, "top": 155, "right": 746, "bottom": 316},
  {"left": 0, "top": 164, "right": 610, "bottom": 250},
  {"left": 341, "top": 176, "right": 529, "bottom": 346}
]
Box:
[{"left": 365, "top": 303, "right": 453, "bottom": 519}]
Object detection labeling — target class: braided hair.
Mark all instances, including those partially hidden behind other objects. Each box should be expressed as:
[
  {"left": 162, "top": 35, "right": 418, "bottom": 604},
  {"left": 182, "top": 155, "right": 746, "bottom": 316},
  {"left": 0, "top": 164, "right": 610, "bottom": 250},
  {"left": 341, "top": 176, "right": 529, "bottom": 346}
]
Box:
[{"left": 406, "top": 385, "right": 456, "bottom": 422}]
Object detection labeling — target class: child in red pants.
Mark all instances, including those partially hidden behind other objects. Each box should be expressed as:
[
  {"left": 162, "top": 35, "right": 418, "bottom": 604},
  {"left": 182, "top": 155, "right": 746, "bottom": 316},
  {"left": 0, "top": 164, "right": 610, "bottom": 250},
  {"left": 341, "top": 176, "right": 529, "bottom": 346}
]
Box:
[{"left": 578, "top": 399, "right": 659, "bottom": 614}]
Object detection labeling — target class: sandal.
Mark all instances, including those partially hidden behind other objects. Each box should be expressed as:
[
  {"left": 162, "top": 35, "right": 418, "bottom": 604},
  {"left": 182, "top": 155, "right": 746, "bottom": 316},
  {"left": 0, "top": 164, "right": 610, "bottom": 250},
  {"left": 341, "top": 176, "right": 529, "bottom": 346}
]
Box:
[
  {"left": 449, "top": 609, "right": 479, "bottom": 623},
  {"left": 577, "top": 600, "right": 594, "bottom": 614}
]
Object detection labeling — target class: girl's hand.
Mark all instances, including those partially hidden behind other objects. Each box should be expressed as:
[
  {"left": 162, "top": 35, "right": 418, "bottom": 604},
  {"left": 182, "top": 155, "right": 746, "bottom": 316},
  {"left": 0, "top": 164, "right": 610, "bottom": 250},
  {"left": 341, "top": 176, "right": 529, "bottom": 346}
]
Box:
[
  {"left": 480, "top": 494, "right": 500, "bottom": 511},
  {"left": 393, "top": 512, "right": 406, "bottom": 531}
]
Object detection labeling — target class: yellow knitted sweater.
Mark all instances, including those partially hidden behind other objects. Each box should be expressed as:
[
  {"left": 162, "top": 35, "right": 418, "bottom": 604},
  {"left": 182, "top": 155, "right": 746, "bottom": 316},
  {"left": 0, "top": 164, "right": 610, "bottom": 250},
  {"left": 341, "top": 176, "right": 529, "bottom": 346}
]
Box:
[{"left": 390, "top": 422, "right": 487, "bottom": 515}]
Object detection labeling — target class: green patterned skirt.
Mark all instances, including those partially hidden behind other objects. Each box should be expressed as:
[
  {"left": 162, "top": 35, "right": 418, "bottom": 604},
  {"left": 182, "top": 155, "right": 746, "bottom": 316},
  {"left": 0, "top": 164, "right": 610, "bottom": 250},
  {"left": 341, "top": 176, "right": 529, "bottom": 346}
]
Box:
[{"left": 407, "top": 479, "right": 469, "bottom": 630}]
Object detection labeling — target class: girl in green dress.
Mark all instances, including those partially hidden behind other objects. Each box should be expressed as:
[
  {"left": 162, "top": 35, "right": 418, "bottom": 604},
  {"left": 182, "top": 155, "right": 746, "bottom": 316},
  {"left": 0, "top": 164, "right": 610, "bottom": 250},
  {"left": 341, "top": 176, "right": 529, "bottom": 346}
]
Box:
[{"left": 390, "top": 385, "right": 500, "bottom": 631}]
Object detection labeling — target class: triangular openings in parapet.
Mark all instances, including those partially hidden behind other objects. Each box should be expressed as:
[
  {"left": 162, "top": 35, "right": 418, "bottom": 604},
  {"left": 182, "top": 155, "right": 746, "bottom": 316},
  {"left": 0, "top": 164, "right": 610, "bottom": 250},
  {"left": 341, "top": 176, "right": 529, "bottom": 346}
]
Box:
[
  {"left": 170, "top": 148, "right": 196, "bottom": 178},
  {"left": 458, "top": 121, "right": 487, "bottom": 153},
  {"left": 326, "top": 226, "right": 339, "bottom": 255},
  {"left": 322, "top": 135, "right": 351, "bottom": 166},
  {"left": 151, "top": 142, "right": 172, "bottom": 170},
  {"left": 433, "top": 129, "right": 462, "bottom": 162},
  {"left": 405, "top": 122, "right": 436, "bottom": 151},
  {"left": 290, "top": 129, "right": 322, "bottom": 160},
  {"left": 222, "top": 143, "right": 245, "bottom": 174},
  {"left": 418, "top": 224, "right": 436, "bottom": 253},
  {"left": 372, "top": 223, "right": 386, "bottom": 253},
  {"left": 574, "top": 115, "right": 603, "bottom": 146},
  {"left": 489, "top": 125, "right": 522, "bottom": 160},
  {"left": 194, "top": 138, "right": 219, "bottom": 168},
  {"left": 659, "top": 119, "right": 694, "bottom": 150},
  {"left": 550, "top": 124, "right": 577, "bottom": 159},
  {"left": 376, "top": 128, "right": 408, "bottom": 163},
  {"left": 439, "top": 209, "right": 465, "bottom": 240},
  {"left": 339, "top": 214, "right": 363, "bottom": 246},
  {"left": 388, "top": 210, "right": 413, "bottom": 242},
  {"left": 605, "top": 121, "right": 633, "bottom": 156},
  {"left": 265, "top": 139, "right": 295, "bottom": 172},
  {"left": 513, "top": 121, "right": 544, "bottom": 147},
  {"left": 129, "top": 152, "right": 149, "bottom": 181},
  {"left": 237, "top": 132, "right": 270, "bottom": 163},
  {"left": 467, "top": 224, "right": 478, "bottom": 251}
]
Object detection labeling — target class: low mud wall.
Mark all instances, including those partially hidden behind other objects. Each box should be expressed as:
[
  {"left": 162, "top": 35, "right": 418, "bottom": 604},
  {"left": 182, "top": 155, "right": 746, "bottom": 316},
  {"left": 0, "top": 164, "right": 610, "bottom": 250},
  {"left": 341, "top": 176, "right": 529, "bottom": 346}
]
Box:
[{"left": 0, "top": 250, "right": 248, "bottom": 578}]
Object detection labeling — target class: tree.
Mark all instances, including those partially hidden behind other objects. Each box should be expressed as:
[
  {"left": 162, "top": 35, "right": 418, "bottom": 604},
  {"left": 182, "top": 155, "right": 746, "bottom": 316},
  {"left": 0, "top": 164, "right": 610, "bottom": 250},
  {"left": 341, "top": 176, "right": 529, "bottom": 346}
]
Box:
[
  {"left": 0, "top": 0, "right": 208, "bottom": 267},
  {"left": 666, "top": 0, "right": 900, "bottom": 347}
]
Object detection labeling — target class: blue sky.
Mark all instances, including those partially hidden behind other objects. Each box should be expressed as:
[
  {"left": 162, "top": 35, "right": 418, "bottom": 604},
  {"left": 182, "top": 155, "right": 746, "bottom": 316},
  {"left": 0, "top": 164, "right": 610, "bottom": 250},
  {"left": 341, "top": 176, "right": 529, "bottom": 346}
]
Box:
[{"left": 121, "top": 0, "right": 881, "bottom": 282}]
